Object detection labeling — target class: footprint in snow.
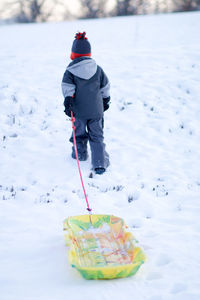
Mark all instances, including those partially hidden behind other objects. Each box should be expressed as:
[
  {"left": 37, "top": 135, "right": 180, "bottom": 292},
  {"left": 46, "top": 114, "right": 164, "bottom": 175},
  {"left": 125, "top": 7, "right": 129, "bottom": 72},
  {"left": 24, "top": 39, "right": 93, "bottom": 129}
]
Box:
[
  {"left": 170, "top": 282, "right": 187, "bottom": 294},
  {"left": 147, "top": 272, "right": 163, "bottom": 281},
  {"left": 155, "top": 253, "right": 171, "bottom": 266}
]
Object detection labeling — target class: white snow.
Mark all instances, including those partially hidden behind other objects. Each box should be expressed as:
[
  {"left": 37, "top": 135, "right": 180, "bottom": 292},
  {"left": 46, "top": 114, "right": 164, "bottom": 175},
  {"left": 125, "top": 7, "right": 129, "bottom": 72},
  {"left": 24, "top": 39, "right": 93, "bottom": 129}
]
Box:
[{"left": 0, "top": 12, "right": 200, "bottom": 300}]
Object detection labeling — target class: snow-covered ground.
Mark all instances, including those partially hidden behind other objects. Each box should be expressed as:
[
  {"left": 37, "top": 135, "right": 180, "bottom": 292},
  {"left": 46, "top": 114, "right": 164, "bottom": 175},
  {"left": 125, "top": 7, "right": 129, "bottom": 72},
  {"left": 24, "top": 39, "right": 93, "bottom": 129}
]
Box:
[{"left": 0, "top": 11, "right": 200, "bottom": 300}]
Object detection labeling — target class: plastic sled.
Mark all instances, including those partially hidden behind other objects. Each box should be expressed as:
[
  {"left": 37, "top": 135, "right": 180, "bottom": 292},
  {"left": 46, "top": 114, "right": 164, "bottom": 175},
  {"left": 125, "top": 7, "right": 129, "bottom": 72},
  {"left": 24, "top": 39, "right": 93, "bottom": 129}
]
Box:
[{"left": 63, "top": 214, "right": 146, "bottom": 279}]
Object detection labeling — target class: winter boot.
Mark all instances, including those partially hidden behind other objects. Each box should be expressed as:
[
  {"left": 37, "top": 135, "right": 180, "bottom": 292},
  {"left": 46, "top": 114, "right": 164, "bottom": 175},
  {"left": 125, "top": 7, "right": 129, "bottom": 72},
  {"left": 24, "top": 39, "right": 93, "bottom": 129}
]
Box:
[{"left": 95, "top": 167, "right": 105, "bottom": 175}]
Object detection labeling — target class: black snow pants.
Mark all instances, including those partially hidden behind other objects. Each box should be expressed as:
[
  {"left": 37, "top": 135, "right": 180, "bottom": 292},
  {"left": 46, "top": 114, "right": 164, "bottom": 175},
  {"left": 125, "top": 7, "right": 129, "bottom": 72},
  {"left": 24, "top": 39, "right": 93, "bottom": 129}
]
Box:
[{"left": 69, "top": 118, "right": 109, "bottom": 170}]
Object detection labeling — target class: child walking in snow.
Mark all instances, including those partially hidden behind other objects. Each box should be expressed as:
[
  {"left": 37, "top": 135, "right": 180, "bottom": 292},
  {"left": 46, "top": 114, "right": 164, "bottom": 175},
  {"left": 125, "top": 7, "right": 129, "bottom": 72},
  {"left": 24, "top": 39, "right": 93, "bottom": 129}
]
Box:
[{"left": 61, "top": 32, "right": 110, "bottom": 175}]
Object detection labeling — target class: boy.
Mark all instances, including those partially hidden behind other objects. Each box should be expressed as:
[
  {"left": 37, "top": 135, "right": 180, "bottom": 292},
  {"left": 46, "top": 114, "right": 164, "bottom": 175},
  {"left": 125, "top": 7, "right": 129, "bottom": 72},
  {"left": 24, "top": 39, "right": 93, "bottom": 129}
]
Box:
[{"left": 61, "top": 32, "right": 110, "bottom": 175}]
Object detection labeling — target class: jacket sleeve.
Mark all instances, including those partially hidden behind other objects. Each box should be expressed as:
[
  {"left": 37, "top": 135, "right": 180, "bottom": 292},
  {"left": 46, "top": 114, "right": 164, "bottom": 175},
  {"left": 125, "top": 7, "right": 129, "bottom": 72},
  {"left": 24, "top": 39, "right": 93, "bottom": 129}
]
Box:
[
  {"left": 61, "top": 70, "right": 76, "bottom": 98},
  {"left": 100, "top": 67, "right": 110, "bottom": 99}
]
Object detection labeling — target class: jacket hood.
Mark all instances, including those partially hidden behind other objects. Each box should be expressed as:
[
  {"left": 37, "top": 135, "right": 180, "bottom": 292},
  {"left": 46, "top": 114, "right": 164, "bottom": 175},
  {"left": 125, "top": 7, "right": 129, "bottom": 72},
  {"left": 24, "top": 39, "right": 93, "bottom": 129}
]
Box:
[{"left": 67, "top": 57, "right": 97, "bottom": 80}]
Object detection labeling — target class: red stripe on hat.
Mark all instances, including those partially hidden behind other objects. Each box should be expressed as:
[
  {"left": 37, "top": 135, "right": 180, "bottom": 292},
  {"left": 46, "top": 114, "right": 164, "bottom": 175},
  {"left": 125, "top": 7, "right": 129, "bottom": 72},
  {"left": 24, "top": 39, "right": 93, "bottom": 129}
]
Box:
[{"left": 70, "top": 52, "right": 91, "bottom": 60}]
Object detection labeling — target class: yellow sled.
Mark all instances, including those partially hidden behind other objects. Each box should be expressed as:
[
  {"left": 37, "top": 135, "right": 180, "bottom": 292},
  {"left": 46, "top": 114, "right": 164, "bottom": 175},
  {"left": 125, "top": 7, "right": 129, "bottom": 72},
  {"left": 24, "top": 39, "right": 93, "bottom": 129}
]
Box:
[{"left": 63, "top": 214, "right": 146, "bottom": 279}]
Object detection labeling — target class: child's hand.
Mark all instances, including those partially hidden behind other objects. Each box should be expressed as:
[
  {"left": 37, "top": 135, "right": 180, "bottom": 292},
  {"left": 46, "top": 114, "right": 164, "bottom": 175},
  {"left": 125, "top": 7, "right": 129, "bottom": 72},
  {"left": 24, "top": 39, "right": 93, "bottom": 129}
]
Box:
[
  {"left": 103, "top": 96, "right": 110, "bottom": 112},
  {"left": 64, "top": 96, "right": 74, "bottom": 116}
]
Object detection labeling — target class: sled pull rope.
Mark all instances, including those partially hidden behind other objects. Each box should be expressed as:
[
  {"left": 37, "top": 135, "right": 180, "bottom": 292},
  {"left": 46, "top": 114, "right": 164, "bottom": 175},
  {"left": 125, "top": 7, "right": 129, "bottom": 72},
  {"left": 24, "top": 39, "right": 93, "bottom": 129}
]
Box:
[{"left": 70, "top": 111, "right": 92, "bottom": 214}]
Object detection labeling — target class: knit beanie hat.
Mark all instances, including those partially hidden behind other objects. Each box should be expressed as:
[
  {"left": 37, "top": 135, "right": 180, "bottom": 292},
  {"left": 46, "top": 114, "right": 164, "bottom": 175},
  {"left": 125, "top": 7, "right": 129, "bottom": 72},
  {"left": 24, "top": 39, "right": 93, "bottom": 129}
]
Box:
[{"left": 70, "top": 32, "right": 91, "bottom": 60}]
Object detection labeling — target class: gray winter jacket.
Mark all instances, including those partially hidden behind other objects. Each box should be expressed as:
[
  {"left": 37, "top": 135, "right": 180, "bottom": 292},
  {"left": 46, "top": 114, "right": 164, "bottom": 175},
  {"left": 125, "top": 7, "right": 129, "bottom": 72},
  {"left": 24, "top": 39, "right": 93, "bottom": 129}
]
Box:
[{"left": 62, "top": 57, "right": 110, "bottom": 119}]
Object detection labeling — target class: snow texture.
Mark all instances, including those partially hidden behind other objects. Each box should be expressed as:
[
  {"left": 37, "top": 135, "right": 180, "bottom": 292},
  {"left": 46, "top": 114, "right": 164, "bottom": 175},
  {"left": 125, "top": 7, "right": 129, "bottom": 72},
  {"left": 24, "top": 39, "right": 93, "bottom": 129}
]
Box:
[{"left": 0, "top": 11, "right": 200, "bottom": 300}]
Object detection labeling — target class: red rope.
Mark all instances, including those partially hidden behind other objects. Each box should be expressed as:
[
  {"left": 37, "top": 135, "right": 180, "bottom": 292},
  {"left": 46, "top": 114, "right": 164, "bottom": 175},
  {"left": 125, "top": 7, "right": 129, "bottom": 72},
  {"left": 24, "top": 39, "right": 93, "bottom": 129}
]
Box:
[{"left": 70, "top": 111, "right": 92, "bottom": 213}]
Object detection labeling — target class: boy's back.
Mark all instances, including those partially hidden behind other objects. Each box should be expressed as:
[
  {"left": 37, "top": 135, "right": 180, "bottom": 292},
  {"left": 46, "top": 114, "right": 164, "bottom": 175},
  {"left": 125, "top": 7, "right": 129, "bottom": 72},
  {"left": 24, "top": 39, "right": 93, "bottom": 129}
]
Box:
[{"left": 62, "top": 56, "right": 110, "bottom": 119}]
